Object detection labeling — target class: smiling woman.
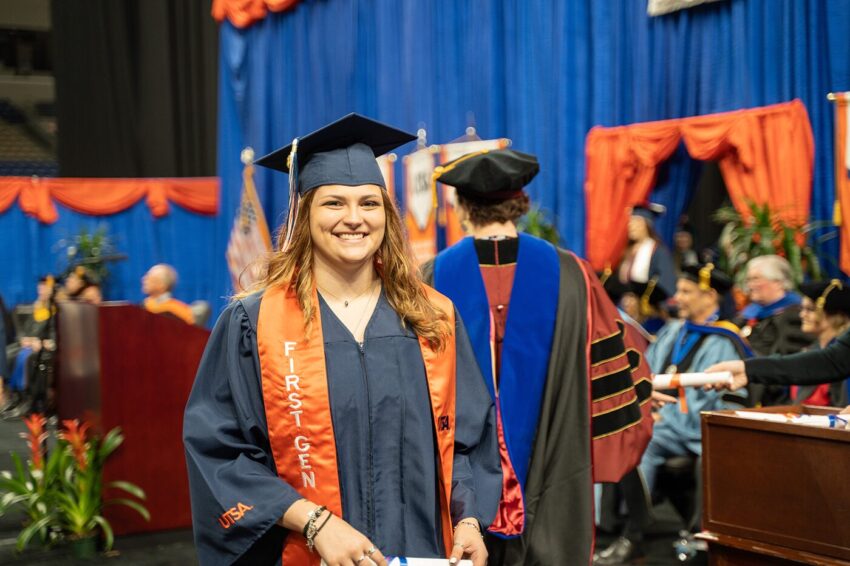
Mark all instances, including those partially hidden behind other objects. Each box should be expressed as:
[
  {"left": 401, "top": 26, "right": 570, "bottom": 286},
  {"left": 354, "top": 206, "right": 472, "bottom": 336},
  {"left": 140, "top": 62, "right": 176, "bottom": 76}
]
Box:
[{"left": 183, "top": 114, "right": 501, "bottom": 566}]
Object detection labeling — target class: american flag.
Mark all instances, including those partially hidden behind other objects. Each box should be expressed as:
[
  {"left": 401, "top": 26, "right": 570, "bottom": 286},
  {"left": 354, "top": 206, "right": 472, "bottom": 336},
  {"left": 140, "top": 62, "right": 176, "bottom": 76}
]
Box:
[{"left": 226, "top": 149, "right": 272, "bottom": 292}]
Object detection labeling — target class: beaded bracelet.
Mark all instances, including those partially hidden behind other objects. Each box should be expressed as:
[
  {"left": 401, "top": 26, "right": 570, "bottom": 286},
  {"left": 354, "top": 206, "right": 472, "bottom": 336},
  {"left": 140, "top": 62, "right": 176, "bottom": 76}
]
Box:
[{"left": 453, "top": 519, "right": 484, "bottom": 539}]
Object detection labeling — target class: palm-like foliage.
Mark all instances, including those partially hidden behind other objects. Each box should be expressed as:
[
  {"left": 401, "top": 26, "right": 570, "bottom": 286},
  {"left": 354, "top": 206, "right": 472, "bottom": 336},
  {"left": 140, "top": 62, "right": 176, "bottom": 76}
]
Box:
[{"left": 713, "top": 201, "right": 825, "bottom": 287}]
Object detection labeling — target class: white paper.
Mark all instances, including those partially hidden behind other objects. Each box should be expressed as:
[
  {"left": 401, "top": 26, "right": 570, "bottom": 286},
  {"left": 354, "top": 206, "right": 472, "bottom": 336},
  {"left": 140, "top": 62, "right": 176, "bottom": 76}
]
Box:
[
  {"left": 388, "top": 559, "right": 473, "bottom": 566},
  {"left": 652, "top": 371, "right": 732, "bottom": 388},
  {"left": 734, "top": 411, "right": 850, "bottom": 429}
]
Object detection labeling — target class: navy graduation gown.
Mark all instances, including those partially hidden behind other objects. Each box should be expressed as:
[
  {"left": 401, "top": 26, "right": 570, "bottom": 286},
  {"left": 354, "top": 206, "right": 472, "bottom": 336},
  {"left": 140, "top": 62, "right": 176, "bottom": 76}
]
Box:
[{"left": 183, "top": 291, "right": 501, "bottom": 565}]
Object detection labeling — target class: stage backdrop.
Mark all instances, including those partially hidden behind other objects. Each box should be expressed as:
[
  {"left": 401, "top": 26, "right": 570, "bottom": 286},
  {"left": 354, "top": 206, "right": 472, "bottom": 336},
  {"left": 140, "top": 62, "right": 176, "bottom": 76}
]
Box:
[
  {"left": 0, "top": 200, "right": 222, "bottom": 315},
  {"left": 3, "top": 0, "right": 850, "bottom": 316},
  {"left": 217, "top": 0, "right": 850, "bottom": 283}
]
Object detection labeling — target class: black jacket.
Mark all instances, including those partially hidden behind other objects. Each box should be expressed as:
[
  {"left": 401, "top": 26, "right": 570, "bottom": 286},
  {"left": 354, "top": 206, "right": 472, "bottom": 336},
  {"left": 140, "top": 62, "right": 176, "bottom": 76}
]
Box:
[{"left": 745, "top": 329, "right": 850, "bottom": 386}]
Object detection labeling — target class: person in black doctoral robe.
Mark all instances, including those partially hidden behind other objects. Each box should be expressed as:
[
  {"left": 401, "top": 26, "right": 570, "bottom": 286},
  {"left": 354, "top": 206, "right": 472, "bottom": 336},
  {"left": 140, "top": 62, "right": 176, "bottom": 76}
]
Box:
[
  {"left": 184, "top": 114, "right": 501, "bottom": 566},
  {"left": 421, "top": 148, "right": 654, "bottom": 566}
]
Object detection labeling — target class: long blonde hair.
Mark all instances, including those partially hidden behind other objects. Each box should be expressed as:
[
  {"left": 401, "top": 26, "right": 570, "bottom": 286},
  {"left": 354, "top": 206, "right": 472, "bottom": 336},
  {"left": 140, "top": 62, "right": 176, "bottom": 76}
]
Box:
[{"left": 238, "top": 189, "right": 451, "bottom": 350}]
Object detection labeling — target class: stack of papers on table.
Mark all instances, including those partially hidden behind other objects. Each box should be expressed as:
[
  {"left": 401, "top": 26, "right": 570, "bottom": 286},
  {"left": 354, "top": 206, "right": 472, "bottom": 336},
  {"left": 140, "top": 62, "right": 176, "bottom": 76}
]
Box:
[{"left": 734, "top": 411, "right": 849, "bottom": 429}]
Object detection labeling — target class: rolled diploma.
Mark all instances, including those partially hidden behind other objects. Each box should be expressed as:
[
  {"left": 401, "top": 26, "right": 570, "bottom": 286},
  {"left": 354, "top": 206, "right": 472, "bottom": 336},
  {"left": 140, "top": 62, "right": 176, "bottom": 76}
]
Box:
[{"left": 652, "top": 371, "right": 733, "bottom": 389}]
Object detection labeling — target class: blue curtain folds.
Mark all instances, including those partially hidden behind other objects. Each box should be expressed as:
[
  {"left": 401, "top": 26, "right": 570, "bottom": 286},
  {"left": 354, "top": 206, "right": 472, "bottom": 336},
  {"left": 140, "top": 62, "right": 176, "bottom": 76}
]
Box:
[{"left": 217, "top": 0, "right": 850, "bottom": 262}]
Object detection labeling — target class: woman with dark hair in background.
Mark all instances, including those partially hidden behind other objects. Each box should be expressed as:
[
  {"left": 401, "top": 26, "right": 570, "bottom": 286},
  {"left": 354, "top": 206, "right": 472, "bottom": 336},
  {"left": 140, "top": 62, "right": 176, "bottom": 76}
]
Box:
[{"left": 617, "top": 203, "right": 677, "bottom": 301}]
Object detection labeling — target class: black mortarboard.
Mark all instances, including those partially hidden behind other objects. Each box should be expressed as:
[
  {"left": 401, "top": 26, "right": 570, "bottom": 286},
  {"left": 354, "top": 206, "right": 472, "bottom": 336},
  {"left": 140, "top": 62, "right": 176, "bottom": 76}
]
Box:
[
  {"left": 631, "top": 278, "right": 669, "bottom": 305},
  {"left": 254, "top": 113, "right": 416, "bottom": 195},
  {"left": 630, "top": 202, "right": 667, "bottom": 222},
  {"left": 800, "top": 279, "right": 850, "bottom": 315},
  {"left": 434, "top": 149, "right": 539, "bottom": 199},
  {"left": 680, "top": 263, "right": 733, "bottom": 294},
  {"left": 600, "top": 271, "right": 630, "bottom": 304}
]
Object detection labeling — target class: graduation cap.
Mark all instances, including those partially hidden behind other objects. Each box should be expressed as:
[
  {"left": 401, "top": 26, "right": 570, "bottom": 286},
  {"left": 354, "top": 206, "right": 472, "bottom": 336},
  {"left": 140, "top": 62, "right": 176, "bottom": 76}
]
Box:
[
  {"left": 632, "top": 277, "right": 669, "bottom": 316},
  {"left": 255, "top": 113, "right": 416, "bottom": 195},
  {"left": 433, "top": 148, "right": 539, "bottom": 200},
  {"left": 254, "top": 113, "right": 416, "bottom": 250},
  {"left": 800, "top": 279, "right": 850, "bottom": 315},
  {"left": 630, "top": 202, "right": 667, "bottom": 223},
  {"left": 600, "top": 269, "right": 631, "bottom": 304},
  {"left": 680, "top": 263, "right": 733, "bottom": 294}
]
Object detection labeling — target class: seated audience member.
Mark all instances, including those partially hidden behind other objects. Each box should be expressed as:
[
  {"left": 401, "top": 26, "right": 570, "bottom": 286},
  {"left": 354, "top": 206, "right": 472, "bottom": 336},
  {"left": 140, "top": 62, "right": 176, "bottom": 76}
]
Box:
[
  {"left": 594, "top": 264, "right": 749, "bottom": 565},
  {"left": 734, "top": 255, "right": 813, "bottom": 406},
  {"left": 62, "top": 266, "right": 103, "bottom": 304},
  {"left": 142, "top": 264, "right": 194, "bottom": 325},
  {"left": 2, "top": 276, "right": 56, "bottom": 418},
  {"left": 792, "top": 280, "right": 850, "bottom": 406}
]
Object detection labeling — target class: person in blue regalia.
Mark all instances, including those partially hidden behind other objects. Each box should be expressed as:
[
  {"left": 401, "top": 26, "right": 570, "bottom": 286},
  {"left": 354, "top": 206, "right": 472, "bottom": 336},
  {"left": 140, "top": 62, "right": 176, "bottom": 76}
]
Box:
[{"left": 732, "top": 254, "right": 813, "bottom": 406}]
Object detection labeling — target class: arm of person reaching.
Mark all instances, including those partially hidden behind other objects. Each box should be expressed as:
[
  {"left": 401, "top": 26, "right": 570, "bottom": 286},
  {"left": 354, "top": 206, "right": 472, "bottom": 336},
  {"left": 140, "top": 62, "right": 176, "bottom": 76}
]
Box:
[{"left": 706, "top": 328, "right": 850, "bottom": 390}]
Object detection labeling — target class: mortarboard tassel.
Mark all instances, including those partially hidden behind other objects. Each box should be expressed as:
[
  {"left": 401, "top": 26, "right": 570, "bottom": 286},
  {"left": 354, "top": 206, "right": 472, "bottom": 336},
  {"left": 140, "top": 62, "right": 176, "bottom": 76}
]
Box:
[{"left": 281, "top": 137, "right": 300, "bottom": 252}]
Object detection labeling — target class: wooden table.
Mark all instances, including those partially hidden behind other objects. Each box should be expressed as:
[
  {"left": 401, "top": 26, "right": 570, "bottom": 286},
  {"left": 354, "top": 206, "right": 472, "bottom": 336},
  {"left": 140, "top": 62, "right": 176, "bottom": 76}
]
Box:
[{"left": 698, "top": 405, "right": 850, "bottom": 565}]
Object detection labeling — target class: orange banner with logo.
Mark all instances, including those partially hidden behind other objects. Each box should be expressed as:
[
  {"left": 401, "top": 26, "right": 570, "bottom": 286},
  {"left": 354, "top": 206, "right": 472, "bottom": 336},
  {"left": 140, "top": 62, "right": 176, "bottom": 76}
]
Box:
[{"left": 404, "top": 148, "right": 439, "bottom": 266}]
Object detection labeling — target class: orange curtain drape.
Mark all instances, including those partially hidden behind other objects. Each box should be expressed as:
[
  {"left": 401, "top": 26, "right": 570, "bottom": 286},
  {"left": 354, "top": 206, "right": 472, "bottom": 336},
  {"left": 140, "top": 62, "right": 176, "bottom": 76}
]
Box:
[
  {"left": 211, "top": 0, "right": 300, "bottom": 28},
  {"left": 585, "top": 99, "right": 814, "bottom": 271},
  {"left": 0, "top": 176, "right": 219, "bottom": 223}
]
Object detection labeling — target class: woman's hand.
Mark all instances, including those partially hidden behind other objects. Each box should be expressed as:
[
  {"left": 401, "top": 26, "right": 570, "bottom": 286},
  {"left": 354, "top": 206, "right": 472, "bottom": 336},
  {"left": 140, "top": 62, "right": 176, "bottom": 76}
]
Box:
[
  {"left": 703, "top": 360, "right": 748, "bottom": 391},
  {"left": 651, "top": 391, "right": 678, "bottom": 409},
  {"left": 450, "top": 518, "right": 487, "bottom": 566},
  {"left": 313, "top": 514, "right": 387, "bottom": 566},
  {"left": 280, "top": 500, "right": 386, "bottom": 566}
]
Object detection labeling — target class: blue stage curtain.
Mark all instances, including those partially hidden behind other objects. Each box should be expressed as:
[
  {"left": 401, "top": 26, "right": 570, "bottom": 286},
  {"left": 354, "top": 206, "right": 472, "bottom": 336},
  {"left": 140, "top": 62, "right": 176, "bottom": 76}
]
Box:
[{"left": 216, "top": 0, "right": 850, "bottom": 271}]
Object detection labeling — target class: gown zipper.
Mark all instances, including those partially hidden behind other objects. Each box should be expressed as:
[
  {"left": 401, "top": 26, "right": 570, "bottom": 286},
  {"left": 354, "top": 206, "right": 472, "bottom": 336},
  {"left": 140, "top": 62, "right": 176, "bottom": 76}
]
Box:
[{"left": 358, "top": 341, "right": 376, "bottom": 538}]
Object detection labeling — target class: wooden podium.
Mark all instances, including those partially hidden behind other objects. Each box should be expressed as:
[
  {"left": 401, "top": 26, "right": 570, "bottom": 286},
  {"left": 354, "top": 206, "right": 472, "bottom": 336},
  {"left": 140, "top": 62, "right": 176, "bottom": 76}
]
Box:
[
  {"left": 55, "top": 302, "right": 210, "bottom": 535},
  {"left": 699, "top": 405, "right": 850, "bottom": 565}
]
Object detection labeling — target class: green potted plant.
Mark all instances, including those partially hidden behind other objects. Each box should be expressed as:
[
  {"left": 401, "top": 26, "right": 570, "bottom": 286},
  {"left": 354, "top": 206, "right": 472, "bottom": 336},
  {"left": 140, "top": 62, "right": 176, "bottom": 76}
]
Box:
[
  {"left": 713, "top": 201, "right": 826, "bottom": 287},
  {"left": 59, "top": 225, "right": 119, "bottom": 289},
  {"left": 54, "top": 419, "right": 150, "bottom": 558},
  {"left": 0, "top": 416, "right": 150, "bottom": 559}
]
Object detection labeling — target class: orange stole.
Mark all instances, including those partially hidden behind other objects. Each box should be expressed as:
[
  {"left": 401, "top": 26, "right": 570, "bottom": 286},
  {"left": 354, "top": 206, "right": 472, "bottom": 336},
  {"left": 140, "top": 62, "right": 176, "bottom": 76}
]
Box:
[
  {"left": 257, "top": 285, "right": 457, "bottom": 564},
  {"left": 143, "top": 297, "right": 195, "bottom": 325}
]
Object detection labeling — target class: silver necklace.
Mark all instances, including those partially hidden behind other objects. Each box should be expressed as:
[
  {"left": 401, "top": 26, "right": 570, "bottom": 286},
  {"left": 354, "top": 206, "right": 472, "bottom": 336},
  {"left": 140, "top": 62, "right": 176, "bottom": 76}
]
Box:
[
  {"left": 351, "top": 281, "right": 380, "bottom": 341},
  {"left": 318, "top": 281, "right": 375, "bottom": 308}
]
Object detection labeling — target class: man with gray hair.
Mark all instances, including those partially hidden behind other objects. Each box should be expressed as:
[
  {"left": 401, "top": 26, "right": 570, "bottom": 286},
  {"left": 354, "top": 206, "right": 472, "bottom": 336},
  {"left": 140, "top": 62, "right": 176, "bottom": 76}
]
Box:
[
  {"left": 733, "top": 254, "right": 813, "bottom": 405},
  {"left": 142, "top": 264, "right": 194, "bottom": 325}
]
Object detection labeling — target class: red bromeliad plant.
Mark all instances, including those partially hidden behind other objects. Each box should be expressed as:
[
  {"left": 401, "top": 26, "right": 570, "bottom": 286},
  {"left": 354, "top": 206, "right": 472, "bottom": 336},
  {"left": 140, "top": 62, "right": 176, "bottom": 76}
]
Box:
[
  {"left": 53, "top": 419, "right": 149, "bottom": 551},
  {"left": 0, "top": 416, "right": 149, "bottom": 553},
  {"left": 59, "top": 420, "right": 91, "bottom": 471},
  {"left": 23, "top": 414, "right": 49, "bottom": 471},
  {"left": 0, "top": 414, "right": 63, "bottom": 550}
]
